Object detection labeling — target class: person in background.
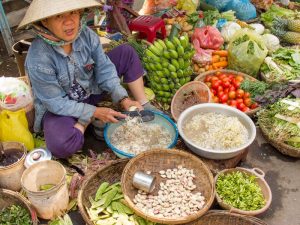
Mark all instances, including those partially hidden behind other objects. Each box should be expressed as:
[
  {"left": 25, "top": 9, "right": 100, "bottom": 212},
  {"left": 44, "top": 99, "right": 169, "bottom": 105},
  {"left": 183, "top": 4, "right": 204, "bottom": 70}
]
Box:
[{"left": 19, "top": 0, "right": 158, "bottom": 158}]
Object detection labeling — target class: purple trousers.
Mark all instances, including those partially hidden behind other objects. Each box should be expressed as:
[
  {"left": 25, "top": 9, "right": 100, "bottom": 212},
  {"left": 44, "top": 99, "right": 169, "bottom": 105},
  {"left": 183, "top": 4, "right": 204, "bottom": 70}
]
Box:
[{"left": 43, "top": 44, "right": 144, "bottom": 158}]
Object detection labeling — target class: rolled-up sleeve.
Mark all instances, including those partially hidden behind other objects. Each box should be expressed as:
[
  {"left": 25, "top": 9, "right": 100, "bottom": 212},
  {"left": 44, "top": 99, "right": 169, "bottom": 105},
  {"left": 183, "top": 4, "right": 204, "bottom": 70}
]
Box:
[
  {"left": 27, "top": 64, "right": 96, "bottom": 126},
  {"left": 90, "top": 31, "right": 128, "bottom": 103}
]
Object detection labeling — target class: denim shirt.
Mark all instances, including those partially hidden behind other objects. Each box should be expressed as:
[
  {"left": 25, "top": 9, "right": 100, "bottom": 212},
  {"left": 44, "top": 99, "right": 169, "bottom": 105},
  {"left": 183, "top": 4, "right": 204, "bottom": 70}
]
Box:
[{"left": 25, "top": 27, "right": 128, "bottom": 132}]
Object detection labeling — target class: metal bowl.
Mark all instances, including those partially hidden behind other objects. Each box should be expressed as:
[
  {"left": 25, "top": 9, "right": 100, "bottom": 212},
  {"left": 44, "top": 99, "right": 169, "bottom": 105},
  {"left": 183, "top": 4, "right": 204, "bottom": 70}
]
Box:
[
  {"left": 104, "top": 111, "right": 178, "bottom": 158},
  {"left": 177, "top": 103, "right": 256, "bottom": 160}
]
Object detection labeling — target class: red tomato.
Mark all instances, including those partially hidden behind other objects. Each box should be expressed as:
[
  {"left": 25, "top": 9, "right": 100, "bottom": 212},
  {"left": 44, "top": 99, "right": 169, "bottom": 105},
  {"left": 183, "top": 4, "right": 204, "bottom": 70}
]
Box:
[
  {"left": 250, "top": 102, "right": 259, "bottom": 109},
  {"left": 204, "top": 75, "right": 213, "bottom": 82},
  {"left": 222, "top": 81, "right": 231, "bottom": 88},
  {"left": 233, "top": 80, "right": 241, "bottom": 89},
  {"left": 242, "top": 106, "right": 250, "bottom": 112},
  {"left": 243, "top": 98, "right": 252, "bottom": 107},
  {"left": 229, "top": 85, "right": 236, "bottom": 92},
  {"left": 218, "top": 91, "right": 225, "bottom": 98},
  {"left": 244, "top": 92, "right": 251, "bottom": 99},
  {"left": 228, "top": 91, "right": 236, "bottom": 99},
  {"left": 237, "top": 102, "right": 246, "bottom": 111},
  {"left": 218, "top": 74, "right": 227, "bottom": 80},
  {"left": 236, "top": 89, "right": 245, "bottom": 98},
  {"left": 230, "top": 100, "right": 237, "bottom": 106},
  {"left": 205, "top": 82, "right": 212, "bottom": 88},
  {"left": 212, "top": 80, "right": 222, "bottom": 90},
  {"left": 211, "top": 76, "right": 219, "bottom": 82},
  {"left": 224, "top": 88, "right": 229, "bottom": 94},
  {"left": 211, "top": 89, "right": 217, "bottom": 96},
  {"left": 228, "top": 74, "right": 235, "bottom": 80},
  {"left": 217, "top": 85, "right": 224, "bottom": 92},
  {"left": 220, "top": 94, "right": 229, "bottom": 103},
  {"left": 222, "top": 77, "right": 230, "bottom": 83},
  {"left": 213, "top": 96, "right": 219, "bottom": 103},
  {"left": 235, "top": 75, "right": 244, "bottom": 82},
  {"left": 236, "top": 98, "right": 244, "bottom": 104}
]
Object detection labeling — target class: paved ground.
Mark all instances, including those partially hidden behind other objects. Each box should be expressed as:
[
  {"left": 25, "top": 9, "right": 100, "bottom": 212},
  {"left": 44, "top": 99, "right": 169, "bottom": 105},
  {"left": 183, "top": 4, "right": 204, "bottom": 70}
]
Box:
[{"left": 1, "top": 30, "right": 299, "bottom": 225}]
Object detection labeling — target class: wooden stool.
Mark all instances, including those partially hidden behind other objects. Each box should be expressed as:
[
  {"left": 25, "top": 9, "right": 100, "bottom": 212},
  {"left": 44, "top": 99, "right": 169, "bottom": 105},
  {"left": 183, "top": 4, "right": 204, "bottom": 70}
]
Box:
[{"left": 128, "top": 15, "right": 166, "bottom": 43}]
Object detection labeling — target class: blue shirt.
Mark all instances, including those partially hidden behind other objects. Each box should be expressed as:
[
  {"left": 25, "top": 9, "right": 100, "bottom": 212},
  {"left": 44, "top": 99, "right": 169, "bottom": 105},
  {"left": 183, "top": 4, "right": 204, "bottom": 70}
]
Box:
[{"left": 25, "top": 27, "right": 128, "bottom": 132}]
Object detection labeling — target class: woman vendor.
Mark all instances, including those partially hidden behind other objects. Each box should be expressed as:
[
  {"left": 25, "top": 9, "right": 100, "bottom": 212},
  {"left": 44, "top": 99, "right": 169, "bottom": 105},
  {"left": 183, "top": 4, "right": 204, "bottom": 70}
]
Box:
[{"left": 19, "top": 0, "right": 158, "bottom": 158}]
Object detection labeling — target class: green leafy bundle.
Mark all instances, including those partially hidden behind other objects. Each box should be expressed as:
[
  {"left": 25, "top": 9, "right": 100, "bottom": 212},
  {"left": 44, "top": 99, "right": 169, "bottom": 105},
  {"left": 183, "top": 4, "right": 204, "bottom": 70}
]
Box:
[
  {"left": 0, "top": 205, "right": 32, "bottom": 225},
  {"left": 216, "top": 171, "right": 266, "bottom": 211},
  {"left": 258, "top": 98, "right": 300, "bottom": 148},
  {"left": 240, "top": 80, "right": 270, "bottom": 99}
]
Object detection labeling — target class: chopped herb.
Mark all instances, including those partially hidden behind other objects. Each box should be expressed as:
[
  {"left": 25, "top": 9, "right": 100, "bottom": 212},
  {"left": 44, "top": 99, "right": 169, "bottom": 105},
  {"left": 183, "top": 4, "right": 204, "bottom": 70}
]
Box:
[{"left": 0, "top": 204, "right": 32, "bottom": 225}]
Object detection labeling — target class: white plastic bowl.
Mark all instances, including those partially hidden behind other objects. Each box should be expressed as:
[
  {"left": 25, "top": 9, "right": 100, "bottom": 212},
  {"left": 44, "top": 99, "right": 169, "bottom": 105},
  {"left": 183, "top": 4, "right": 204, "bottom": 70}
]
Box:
[{"left": 177, "top": 103, "right": 256, "bottom": 160}]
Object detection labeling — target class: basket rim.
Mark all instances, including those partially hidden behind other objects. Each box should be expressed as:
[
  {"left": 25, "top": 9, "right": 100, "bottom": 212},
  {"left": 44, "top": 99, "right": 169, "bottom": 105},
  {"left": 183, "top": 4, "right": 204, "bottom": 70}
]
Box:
[
  {"left": 121, "top": 149, "right": 215, "bottom": 224},
  {"left": 194, "top": 69, "right": 261, "bottom": 116},
  {"left": 171, "top": 81, "right": 212, "bottom": 122},
  {"left": 259, "top": 123, "right": 300, "bottom": 158},
  {"left": 0, "top": 142, "right": 26, "bottom": 171},
  {"left": 0, "top": 188, "right": 38, "bottom": 225},
  {"left": 214, "top": 167, "right": 272, "bottom": 216},
  {"left": 103, "top": 111, "right": 179, "bottom": 158},
  {"left": 78, "top": 159, "right": 129, "bottom": 225}
]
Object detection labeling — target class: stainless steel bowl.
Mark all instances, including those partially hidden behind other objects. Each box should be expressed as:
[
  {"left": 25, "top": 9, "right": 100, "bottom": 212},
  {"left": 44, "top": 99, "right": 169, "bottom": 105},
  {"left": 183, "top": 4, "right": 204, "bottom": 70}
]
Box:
[{"left": 177, "top": 103, "right": 256, "bottom": 160}]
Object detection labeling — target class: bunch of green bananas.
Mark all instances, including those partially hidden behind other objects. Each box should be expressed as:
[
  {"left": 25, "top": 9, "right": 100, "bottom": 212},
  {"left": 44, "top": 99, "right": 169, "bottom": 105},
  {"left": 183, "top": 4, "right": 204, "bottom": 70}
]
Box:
[{"left": 143, "top": 34, "right": 195, "bottom": 105}]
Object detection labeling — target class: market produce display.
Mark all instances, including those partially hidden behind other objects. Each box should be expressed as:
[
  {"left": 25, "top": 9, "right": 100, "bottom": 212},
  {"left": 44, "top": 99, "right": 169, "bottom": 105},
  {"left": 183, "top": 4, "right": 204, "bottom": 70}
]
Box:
[
  {"left": 183, "top": 112, "right": 248, "bottom": 150},
  {"left": 258, "top": 98, "right": 300, "bottom": 149},
  {"left": 110, "top": 117, "right": 172, "bottom": 155},
  {"left": 86, "top": 182, "right": 155, "bottom": 225},
  {"left": 133, "top": 165, "right": 205, "bottom": 218},
  {"left": 143, "top": 35, "right": 195, "bottom": 106},
  {"left": 0, "top": 204, "right": 32, "bottom": 225},
  {"left": 193, "top": 50, "right": 228, "bottom": 73},
  {"left": 260, "top": 47, "right": 300, "bottom": 82},
  {"left": 216, "top": 171, "right": 266, "bottom": 211},
  {"left": 201, "top": 71, "right": 259, "bottom": 112}
]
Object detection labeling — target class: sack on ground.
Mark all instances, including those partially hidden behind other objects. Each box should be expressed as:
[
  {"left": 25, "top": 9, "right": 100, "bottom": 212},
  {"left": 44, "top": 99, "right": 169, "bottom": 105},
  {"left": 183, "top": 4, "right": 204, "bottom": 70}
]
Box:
[{"left": 0, "top": 109, "right": 34, "bottom": 150}]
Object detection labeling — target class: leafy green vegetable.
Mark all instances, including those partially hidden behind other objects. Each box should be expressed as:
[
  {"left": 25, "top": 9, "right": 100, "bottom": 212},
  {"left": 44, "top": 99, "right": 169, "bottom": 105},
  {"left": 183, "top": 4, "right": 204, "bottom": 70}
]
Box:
[
  {"left": 240, "top": 79, "right": 270, "bottom": 99},
  {"left": 0, "top": 205, "right": 32, "bottom": 225},
  {"left": 203, "top": 10, "right": 236, "bottom": 26},
  {"left": 48, "top": 214, "right": 73, "bottom": 225},
  {"left": 216, "top": 171, "right": 266, "bottom": 211},
  {"left": 258, "top": 98, "right": 300, "bottom": 148},
  {"left": 261, "top": 5, "right": 300, "bottom": 28},
  {"left": 233, "top": 34, "right": 249, "bottom": 46}
]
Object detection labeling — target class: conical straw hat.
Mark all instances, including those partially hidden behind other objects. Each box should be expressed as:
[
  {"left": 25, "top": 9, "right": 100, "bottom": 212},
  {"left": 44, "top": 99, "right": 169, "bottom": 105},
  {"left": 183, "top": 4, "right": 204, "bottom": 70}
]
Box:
[{"left": 18, "top": 0, "right": 101, "bottom": 29}]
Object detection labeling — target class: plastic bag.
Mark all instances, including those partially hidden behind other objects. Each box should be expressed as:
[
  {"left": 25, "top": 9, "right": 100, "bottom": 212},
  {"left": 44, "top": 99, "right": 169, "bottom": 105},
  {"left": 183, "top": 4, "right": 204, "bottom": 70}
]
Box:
[
  {"left": 0, "top": 77, "right": 32, "bottom": 111},
  {"left": 224, "top": 0, "right": 257, "bottom": 21},
  {"left": 192, "top": 26, "right": 224, "bottom": 50},
  {"left": 0, "top": 109, "right": 34, "bottom": 150},
  {"left": 192, "top": 39, "right": 213, "bottom": 63},
  {"left": 139, "top": 0, "right": 177, "bottom": 15},
  {"left": 176, "top": 0, "right": 199, "bottom": 14},
  {"left": 228, "top": 29, "right": 268, "bottom": 77},
  {"left": 221, "top": 22, "right": 241, "bottom": 42},
  {"left": 205, "top": 0, "right": 231, "bottom": 11}
]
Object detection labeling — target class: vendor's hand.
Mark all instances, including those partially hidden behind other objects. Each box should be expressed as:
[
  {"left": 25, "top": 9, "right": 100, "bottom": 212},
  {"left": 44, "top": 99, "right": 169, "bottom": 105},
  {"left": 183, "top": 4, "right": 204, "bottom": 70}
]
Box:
[
  {"left": 93, "top": 107, "right": 127, "bottom": 123},
  {"left": 120, "top": 98, "right": 143, "bottom": 111}
]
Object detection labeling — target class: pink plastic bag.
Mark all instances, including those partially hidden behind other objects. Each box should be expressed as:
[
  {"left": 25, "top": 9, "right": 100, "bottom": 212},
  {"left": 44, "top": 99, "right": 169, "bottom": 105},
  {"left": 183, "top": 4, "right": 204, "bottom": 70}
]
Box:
[
  {"left": 192, "top": 39, "right": 213, "bottom": 64},
  {"left": 192, "top": 26, "right": 224, "bottom": 50}
]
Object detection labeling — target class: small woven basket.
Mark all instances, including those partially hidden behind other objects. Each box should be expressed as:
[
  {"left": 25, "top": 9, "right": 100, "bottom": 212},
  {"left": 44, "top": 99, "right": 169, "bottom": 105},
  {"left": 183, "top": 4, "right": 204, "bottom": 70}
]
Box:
[
  {"left": 171, "top": 81, "right": 212, "bottom": 121},
  {"left": 0, "top": 189, "right": 38, "bottom": 225},
  {"left": 121, "top": 149, "right": 215, "bottom": 224},
  {"left": 0, "top": 76, "right": 35, "bottom": 132},
  {"left": 78, "top": 159, "right": 129, "bottom": 225},
  {"left": 195, "top": 69, "right": 261, "bottom": 117},
  {"left": 260, "top": 123, "right": 300, "bottom": 158},
  {"left": 187, "top": 210, "right": 268, "bottom": 225},
  {"left": 215, "top": 167, "right": 272, "bottom": 216}
]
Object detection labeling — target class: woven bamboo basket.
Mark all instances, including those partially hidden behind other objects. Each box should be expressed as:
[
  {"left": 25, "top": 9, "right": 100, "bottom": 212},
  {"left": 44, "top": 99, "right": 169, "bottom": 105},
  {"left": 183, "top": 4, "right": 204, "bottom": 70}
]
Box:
[
  {"left": 187, "top": 210, "right": 268, "bottom": 225},
  {"left": 78, "top": 159, "right": 129, "bottom": 225},
  {"left": 0, "top": 189, "right": 38, "bottom": 225},
  {"left": 215, "top": 167, "right": 272, "bottom": 216},
  {"left": 171, "top": 81, "right": 212, "bottom": 121},
  {"left": 194, "top": 69, "right": 261, "bottom": 117},
  {"left": 260, "top": 123, "right": 300, "bottom": 158},
  {"left": 0, "top": 76, "right": 35, "bottom": 132},
  {"left": 121, "top": 149, "right": 215, "bottom": 224}
]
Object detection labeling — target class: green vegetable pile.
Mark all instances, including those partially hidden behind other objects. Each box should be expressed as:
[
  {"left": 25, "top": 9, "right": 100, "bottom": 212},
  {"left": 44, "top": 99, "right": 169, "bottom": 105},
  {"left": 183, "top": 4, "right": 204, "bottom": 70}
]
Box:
[
  {"left": 261, "top": 5, "right": 300, "bottom": 28},
  {"left": 143, "top": 35, "right": 195, "bottom": 107},
  {"left": 260, "top": 47, "right": 300, "bottom": 82},
  {"left": 240, "top": 79, "right": 270, "bottom": 99},
  {"left": 0, "top": 204, "right": 32, "bottom": 225},
  {"left": 216, "top": 171, "right": 266, "bottom": 211},
  {"left": 87, "top": 182, "right": 157, "bottom": 225},
  {"left": 258, "top": 98, "right": 300, "bottom": 148},
  {"left": 48, "top": 214, "right": 73, "bottom": 225}
]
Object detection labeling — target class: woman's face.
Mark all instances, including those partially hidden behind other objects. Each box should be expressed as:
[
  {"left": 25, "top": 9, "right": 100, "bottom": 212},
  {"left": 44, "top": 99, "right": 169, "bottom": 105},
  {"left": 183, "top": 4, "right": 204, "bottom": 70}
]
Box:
[{"left": 41, "top": 10, "right": 81, "bottom": 42}]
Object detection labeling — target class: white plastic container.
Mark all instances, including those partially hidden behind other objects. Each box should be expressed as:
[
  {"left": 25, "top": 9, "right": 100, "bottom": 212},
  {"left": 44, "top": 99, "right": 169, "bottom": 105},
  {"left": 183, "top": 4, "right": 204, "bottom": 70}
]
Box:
[{"left": 21, "top": 160, "right": 69, "bottom": 220}]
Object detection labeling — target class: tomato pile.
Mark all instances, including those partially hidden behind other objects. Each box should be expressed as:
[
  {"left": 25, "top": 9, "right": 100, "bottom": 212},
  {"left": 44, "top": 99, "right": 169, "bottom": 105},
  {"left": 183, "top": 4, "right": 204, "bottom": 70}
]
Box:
[{"left": 204, "top": 72, "right": 259, "bottom": 112}]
